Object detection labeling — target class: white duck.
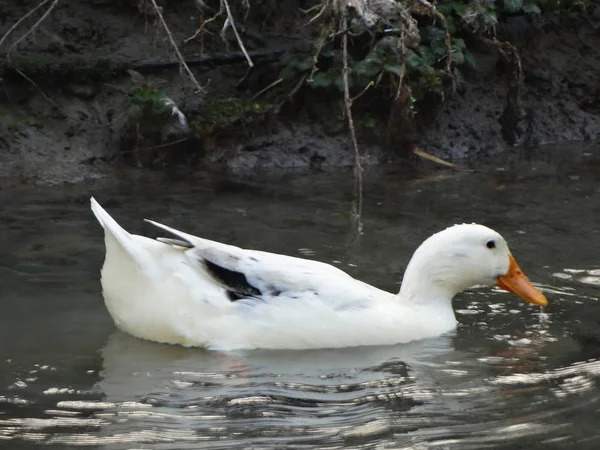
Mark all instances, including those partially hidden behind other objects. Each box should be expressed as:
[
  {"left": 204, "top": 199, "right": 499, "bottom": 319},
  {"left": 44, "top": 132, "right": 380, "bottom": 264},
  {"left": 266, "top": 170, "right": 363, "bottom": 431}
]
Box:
[{"left": 90, "top": 197, "right": 547, "bottom": 351}]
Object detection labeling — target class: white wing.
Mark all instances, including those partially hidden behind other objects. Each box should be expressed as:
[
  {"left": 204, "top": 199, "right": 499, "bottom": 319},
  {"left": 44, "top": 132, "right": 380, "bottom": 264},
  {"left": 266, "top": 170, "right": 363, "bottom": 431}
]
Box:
[{"left": 145, "top": 219, "right": 387, "bottom": 309}]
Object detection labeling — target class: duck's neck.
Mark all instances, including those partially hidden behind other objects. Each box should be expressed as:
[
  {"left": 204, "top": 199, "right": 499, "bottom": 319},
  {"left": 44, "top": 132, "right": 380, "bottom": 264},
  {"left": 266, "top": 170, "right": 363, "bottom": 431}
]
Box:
[
  {"left": 396, "top": 256, "right": 462, "bottom": 311},
  {"left": 397, "top": 276, "right": 457, "bottom": 306}
]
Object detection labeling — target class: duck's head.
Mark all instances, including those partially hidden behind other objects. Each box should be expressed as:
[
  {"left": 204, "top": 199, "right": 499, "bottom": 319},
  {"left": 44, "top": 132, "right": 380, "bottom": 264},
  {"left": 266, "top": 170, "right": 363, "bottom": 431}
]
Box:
[{"left": 400, "top": 224, "right": 548, "bottom": 307}]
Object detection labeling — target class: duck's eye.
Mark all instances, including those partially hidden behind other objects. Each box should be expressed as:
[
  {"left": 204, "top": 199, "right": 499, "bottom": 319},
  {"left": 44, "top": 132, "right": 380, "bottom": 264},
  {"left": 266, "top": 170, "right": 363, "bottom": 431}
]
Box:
[{"left": 486, "top": 240, "right": 496, "bottom": 249}]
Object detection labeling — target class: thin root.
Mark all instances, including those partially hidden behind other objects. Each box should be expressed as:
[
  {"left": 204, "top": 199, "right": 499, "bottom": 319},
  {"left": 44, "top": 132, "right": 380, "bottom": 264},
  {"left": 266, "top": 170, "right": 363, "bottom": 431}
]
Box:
[
  {"left": 148, "top": 0, "right": 205, "bottom": 92},
  {"left": 252, "top": 77, "right": 283, "bottom": 99},
  {"left": 0, "top": 0, "right": 54, "bottom": 51}
]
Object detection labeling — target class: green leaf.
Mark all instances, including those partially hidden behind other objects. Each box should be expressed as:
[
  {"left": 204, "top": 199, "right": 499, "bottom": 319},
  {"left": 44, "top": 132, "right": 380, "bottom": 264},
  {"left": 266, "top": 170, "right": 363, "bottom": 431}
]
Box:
[
  {"left": 406, "top": 51, "right": 423, "bottom": 71},
  {"left": 464, "top": 51, "right": 477, "bottom": 68},
  {"left": 422, "top": 65, "right": 435, "bottom": 76},
  {"left": 280, "top": 65, "right": 298, "bottom": 81},
  {"left": 420, "top": 26, "right": 447, "bottom": 43},
  {"left": 383, "top": 63, "right": 404, "bottom": 77},
  {"left": 522, "top": 3, "right": 541, "bottom": 14},
  {"left": 483, "top": 10, "right": 498, "bottom": 26},
  {"left": 361, "top": 116, "right": 377, "bottom": 128},
  {"left": 354, "top": 57, "right": 382, "bottom": 77},
  {"left": 446, "top": 16, "right": 457, "bottom": 35},
  {"left": 420, "top": 47, "right": 437, "bottom": 66},
  {"left": 453, "top": 3, "right": 469, "bottom": 16},
  {"left": 321, "top": 46, "right": 336, "bottom": 58},
  {"left": 437, "top": 4, "right": 452, "bottom": 15},
  {"left": 430, "top": 40, "right": 447, "bottom": 58},
  {"left": 452, "top": 38, "right": 466, "bottom": 50},
  {"left": 308, "top": 71, "right": 332, "bottom": 88},
  {"left": 295, "top": 58, "right": 313, "bottom": 72},
  {"left": 453, "top": 67, "right": 465, "bottom": 88},
  {"left": 452, "top": 49, "right": 465, "bottom": 65},
  {"left": 504, "top": 0, "right": 524, "bottom": 13},
  {"left": 333, "top": 75, "right": 348, "bottom": 92}
]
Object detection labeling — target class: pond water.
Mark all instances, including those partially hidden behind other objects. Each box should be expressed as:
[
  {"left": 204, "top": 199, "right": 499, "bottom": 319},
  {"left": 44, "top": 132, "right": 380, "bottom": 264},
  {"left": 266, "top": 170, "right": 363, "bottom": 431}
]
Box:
[{"left": 1, "top": 143, "right": 600, "bottom": 449}]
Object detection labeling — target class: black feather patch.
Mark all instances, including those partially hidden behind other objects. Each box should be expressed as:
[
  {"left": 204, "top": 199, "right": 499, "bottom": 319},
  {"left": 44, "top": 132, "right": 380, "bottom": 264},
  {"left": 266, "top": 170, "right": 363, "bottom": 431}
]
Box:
[
  {"left": 157, "top": 237, "right": 194, "bottom": 248},
  {"left": 203, "top": 259, "right": 262, "bottom": 301}
]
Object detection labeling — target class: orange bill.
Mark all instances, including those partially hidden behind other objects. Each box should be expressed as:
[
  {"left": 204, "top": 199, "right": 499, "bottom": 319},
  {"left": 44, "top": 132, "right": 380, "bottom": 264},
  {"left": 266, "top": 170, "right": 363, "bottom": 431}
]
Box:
[{"left": 496, "top": 255, "right": 548, "bottom": 307}]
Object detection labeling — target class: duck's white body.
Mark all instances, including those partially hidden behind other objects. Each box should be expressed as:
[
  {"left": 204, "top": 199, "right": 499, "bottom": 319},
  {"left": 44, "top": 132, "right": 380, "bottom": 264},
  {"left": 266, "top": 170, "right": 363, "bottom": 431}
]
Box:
[{"left": 91, "top": 198, "right": 546, "bottom": 351}]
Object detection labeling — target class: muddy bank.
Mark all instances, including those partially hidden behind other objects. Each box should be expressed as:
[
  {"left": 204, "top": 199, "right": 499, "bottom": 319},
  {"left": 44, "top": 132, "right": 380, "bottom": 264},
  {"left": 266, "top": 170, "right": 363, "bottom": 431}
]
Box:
[{"left": 0, "top": 1, "right": 599, "bottom": 185}]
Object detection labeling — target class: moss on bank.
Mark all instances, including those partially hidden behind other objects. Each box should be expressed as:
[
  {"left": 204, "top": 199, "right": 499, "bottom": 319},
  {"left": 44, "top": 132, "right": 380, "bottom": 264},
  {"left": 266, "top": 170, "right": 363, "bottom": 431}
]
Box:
[
  {"left": 1, "top": 54, "right": 125, "bottom": 84},
  {"left": 192, "top": 95, "right": 280, "bottom": 136}
]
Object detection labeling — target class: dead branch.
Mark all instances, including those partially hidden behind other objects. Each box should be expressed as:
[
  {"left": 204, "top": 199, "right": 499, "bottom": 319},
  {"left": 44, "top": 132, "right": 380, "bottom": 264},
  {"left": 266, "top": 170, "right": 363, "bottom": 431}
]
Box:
[
  {"left": 148, "top": 0, "right": 205, "bottom": 92},
  {"left": 340, "top": 4, "right": 363, "bottom": 235},
  {"left": 303, "top": 4, "right": 329, "bottom": 29},
  {"left": 412, "top": 146, "right": 457, "bottom": 168},
  {"left": 308, "top": 26, "right": 330, "bottom": 82},
  {"left": 299, "top": 4, "right": 322, "bottom": 15},
  {"left": 221, "top": 0, "right": 254, "bottom": 67},
  {"left": 184, "top": 1, "right": 224, "bottom": 44},
  {"left": 394, "top": 28, "right": 408, "bottom": 101},
  {"left": 288, "top": 73, "right": 308, "bottom": 99},
  {"left": 351, "top": 81, "right": 374, "bottom": 102}
]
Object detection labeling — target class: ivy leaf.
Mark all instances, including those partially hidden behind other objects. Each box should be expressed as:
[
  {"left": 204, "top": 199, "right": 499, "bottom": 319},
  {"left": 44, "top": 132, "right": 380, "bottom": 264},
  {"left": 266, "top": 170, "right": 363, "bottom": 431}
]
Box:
[
  {"left": 280, "top": 65, "right": 298, "bottom": 81},
  {"left": 308, "top": 71, "right": 332, "bottom": 88},
  {"left": 295, "top": 58, "right": 313, "bottom": 72},
  {"left": 383, "top": 63, "right": 404, "bottom": 77},
  {"left": 431, "top": 40, "right": 447, "bottom": 58},
  {"left": 420, "top": 47, "right": 437, "bottom": 67},
  {"left": 522, "top": 3, "right": 541, "bottom": 14},
  {"left": 464, "top": 51, "right": 477, "bottom": 68},
  {"left": 482, "top": 10, "right": 498, "bottom": 27},
  {"left": 437, "top": 3, "right": 452, "bottom": 15},
  {"left": 504, "top": 0, "right": 524, "bottom": 13},
  {"left": 406, "top": 50, "right": 424, "bottom": 71},
  {"left": 321, "top": 46, "right": 336, "bottom": 58},
  {"left": 420, "top": 26, "right": 447, "bottom": 43},
  {"left": 452, "top": 49, "right": 465, "bottom": 65},
  {"left": 453, "top": 3, "right": 469, "bottom": 16},
  {"left": 333, "top": 75, "right": 349, "bottom": 92},
  {"left": 453, "top": 67, "right": 465, "bottom": 88},
  {"left": 355, "top": 58, "right": 382, "bottom": 77},
  {"left": 362, "top": 117, "right": 377, "bottom": 128},
  {"left": 452, "top": 38, "right": 466, "bottom": 50},
  {"left": 422, "top": 65, "right": 435, "bottom": 76},
  {"left": 446, "top": 16, "right": 457, "bottom": 35}
]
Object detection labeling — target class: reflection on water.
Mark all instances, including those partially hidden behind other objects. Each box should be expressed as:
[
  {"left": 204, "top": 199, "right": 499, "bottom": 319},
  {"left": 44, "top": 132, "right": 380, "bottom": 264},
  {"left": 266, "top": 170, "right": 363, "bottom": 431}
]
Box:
[{"left": 1, "top": 142, "right": 600, "bottom": 448}]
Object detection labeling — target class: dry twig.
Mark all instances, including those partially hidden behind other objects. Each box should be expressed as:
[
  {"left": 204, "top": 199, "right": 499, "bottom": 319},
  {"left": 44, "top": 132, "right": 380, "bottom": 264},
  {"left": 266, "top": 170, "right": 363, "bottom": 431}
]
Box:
[
  {"left": 184, "top": 2, "right": 224, "bottom": 44},
  {"left": 303, "top": 3, "right": 329, "bottom": 29},
  {"left": 412, "top": 146, "right": 457, "bottom": 168},
  {"left": 288, "top": 73, "right": 307, "bottom": 99},
  {"left": 148, "top": 0, "right": 205, "bottom": 92},
  {"left": 252, "top": 77, "right": 283, "bottom": 99},
  {"left": 340, "top": 4, "right": 363, "bottom": 235},
  {"left": 221, "top": 0, "right": 254, "bottom": 67}
]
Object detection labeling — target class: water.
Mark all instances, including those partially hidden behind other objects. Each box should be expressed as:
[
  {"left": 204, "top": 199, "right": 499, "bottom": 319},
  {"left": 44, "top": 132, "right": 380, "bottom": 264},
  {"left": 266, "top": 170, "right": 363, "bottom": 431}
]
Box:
[{"left": 1, "top": 143, "right": 600, "bottom": 448}]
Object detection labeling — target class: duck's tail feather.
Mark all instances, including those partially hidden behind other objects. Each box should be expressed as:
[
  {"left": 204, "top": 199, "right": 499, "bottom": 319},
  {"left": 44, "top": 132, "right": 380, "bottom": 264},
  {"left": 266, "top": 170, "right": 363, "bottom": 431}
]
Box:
[
  {"left": 145, "top": 219, "right": 196, "bottom": 246},
  {"left": 91, "top": 197, "right": 152, "bottom": 273},
  {"left": 91, "top": 197, "right": 133, "bottom": 249}
]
